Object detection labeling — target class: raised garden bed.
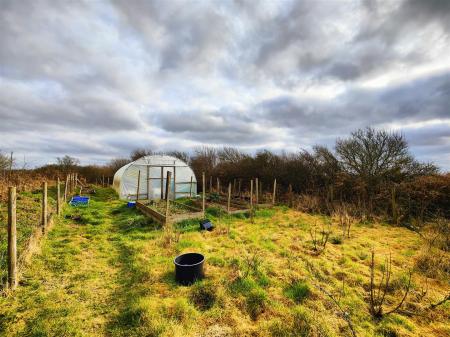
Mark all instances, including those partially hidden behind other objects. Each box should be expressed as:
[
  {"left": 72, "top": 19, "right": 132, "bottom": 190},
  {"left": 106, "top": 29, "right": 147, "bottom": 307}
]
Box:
[
  {"left": 136, "top": 199, "right": 204, "bottom": 225},
  {"left": 205, "top": 195, "right": 251, "bottom": 215}
]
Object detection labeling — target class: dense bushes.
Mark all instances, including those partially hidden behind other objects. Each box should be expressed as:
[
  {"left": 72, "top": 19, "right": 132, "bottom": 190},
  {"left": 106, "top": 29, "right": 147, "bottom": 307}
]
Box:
[{"left": 3, "top": 127, "right": 449, "bottom": 224}]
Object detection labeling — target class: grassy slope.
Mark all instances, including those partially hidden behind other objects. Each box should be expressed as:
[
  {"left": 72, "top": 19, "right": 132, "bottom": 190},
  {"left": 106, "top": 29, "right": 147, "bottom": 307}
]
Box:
[{"left": 0, "top": 187, "right": 448, "bottom": 337}]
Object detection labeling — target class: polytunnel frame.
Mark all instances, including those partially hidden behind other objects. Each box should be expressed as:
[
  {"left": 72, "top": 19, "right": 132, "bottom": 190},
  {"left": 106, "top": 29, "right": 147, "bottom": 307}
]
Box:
[{"left": 133, "top": 163, "right": 196, "bottom": 201}]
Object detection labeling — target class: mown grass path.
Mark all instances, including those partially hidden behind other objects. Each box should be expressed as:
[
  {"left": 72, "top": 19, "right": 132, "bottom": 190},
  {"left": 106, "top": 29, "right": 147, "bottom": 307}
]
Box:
[{"left": 0, "top": 188, "right": 157, "bottom": 337}]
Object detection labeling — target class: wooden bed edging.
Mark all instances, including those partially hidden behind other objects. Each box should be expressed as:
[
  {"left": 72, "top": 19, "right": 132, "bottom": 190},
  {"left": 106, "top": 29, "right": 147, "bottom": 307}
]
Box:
[{"left": 136, "top": 200, "right": 204, "bottom": 225}]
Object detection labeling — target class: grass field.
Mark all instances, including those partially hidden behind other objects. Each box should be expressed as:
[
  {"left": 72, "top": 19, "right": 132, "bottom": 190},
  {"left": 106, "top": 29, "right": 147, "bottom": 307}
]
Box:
[{"left": 0, "top": 187, "right": 448, "bottom": 337}]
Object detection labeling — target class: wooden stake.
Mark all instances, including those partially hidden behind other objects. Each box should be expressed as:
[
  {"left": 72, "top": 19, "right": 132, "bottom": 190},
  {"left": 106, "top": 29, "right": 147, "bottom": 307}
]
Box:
[
  {"left": 227, "top": 182, "right": 231, "bottom": 213},
  {"left": 250, "top": 179, "right": 254, "bottom": 222},
  {"left": 272, "top": 178, "right": 277, "bottom": 205},
  {"left": 136, "top": 170, "right": 141, "bottom": 201},
  {"left": 173, "top": 166, "right": 176, "bottom": 200},
  {"left": 189, "top": 176, "right": 193, "bottom": 197},
  {"left": 165, "top": 171, "right": 172, "bottom": 222},
  {"left": 8, "top": 186, "right": 17, "bottom": 290},
  {"left": 260, "top": 181, "right": 263, "bottom": 202},
  {"left": 255, "top": 178, "right": 259, "bottom": 205},
  {"left": 202, "top": 172, "right": 206, "bottom": 216},
  {"left": 160, "top": 167, "right": 164, "bottom": 199},
  {"left": 147, "top": 166, "right": 150, "bottom": 200},
  {"left": 64, "top": 175, "right": 69, "bottom": 203},
  {"left": 42, "top": 181, "right": 47, "bottom": 230},
  {"left": 288, "top": 184, "right": 293, "bottom": 207},
  {"left": 57, "top": 177, "right": 61, "bottom": 215}
]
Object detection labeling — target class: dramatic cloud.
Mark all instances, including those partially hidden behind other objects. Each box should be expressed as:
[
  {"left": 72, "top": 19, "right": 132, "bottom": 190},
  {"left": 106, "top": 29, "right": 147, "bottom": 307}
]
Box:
[{"left": 0, "top": 0, "right": 449, "bottom": 170}]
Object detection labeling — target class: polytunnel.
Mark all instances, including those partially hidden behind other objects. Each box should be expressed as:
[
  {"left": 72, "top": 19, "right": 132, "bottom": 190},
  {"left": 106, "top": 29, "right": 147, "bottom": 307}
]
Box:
[{"left": 113, "top": 155, "right": 197, "bottom": 200}]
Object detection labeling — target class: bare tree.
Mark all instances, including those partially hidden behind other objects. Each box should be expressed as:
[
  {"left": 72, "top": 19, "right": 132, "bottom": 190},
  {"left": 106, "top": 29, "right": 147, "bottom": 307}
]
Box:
[
  {"left": 0, "top": 151, "right": 10, "bottom": 171},
  {"left": 130, "top": 148, "right": 153, "bottom": 161},
  {"left": 56, "top": 155, "right": 80, "bottom": 173},
  {"left": 165, "top": 150, "right": 190, "bottom": 163},
  {"left": 336, "top": 127, "right": 413, "bottom": 214},
  {"left": 108, "top": 157, "right": 130, "bottom": 173}
]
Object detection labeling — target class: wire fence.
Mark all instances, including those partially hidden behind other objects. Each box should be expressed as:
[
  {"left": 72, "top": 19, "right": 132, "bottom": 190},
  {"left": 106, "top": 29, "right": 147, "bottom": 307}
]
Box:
[{"left": 0, "top": 184, "right": 56, "bottom": 287}]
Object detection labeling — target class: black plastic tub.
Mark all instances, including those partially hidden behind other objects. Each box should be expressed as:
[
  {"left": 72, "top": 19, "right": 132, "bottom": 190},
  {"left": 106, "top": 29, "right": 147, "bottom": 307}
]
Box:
[{"left": 174, "top": 253, "right": 205, "bottom": 285}]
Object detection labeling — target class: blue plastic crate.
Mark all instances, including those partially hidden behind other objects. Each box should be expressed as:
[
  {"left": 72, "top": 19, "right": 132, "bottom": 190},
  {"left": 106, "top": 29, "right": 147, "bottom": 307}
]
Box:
[{"left": 69, "top": 196, "right": 90, "bottom": 207}]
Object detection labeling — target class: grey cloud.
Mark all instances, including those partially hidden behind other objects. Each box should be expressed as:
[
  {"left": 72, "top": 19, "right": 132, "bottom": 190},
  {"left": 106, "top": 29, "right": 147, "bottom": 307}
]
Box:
[
  {"left": 153, "top": 109, "right": 273, "bottom": 145},
  {"left": 0, "top": 0, "right": 449, "bottom": 170},
  {"left": 257, "top": 71, "right": 450, "bottom": 133}
]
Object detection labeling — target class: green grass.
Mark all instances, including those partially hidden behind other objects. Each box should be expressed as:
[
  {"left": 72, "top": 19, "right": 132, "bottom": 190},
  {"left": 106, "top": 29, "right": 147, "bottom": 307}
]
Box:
[
  {"left": 0, "top": 190, "right": 448, "bottom": 337},
  {"left": 284, "top": 280, "right": 311, "bottom": 303}
]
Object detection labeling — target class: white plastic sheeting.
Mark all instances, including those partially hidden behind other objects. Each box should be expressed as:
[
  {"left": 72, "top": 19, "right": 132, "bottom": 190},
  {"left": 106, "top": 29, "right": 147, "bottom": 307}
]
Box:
[{"left": 113, "top": 155, "right": 197, "bottom": 200}]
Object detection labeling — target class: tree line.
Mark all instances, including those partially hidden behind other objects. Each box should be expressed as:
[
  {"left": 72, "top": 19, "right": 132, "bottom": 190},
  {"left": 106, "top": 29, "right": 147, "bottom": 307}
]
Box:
[{"left": 2, "top": 127, "right": 449, "bottom": 224}]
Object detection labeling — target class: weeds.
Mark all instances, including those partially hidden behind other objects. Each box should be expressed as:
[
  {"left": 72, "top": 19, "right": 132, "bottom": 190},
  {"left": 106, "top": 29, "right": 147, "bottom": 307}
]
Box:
[
  {"left": 246, "top": 288, "right": 267, "bottom": 320},
  {"left": 309, "top": 222, "right": 331, "bottom": 254}
]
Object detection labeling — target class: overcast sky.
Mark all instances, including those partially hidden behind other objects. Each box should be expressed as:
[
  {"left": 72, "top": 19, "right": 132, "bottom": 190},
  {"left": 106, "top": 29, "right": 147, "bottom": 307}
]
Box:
[{"left": 1, "top": 0, "right": 449, "bottom": 170}]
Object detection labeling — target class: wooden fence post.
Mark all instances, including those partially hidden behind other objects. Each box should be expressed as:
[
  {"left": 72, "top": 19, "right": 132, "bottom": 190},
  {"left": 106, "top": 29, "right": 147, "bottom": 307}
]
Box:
[
  {"left": 255, "top": 178, "right": 259, "bottom": 205},
  {"left": 64, "top": 174, "right": 69, "bottom": 202},
  {"left": 147, "top": 166, "right": 150, "bottom": 200},
  {"left": 136, "top": 170, "right": 141, "bottom": 201},
  {"left": 165, "top": 171, "right": 172, "bottom": 222},
  {"left": 250, "top": 179, "right": 254, "bottom": 222},
  {"left": 8, "top": 186, "right": 17, "bottom": 290},
  {"left": 227, "top": 182, "right": 231, "bottom": 213},
  {"left": 272, "top": 179, "right": 277, "bottom": 205},
  {"left": 173, "top": 166, "right": 177, "bottom": 201},
  {"left": 288, "top": 184, "right": 293, "bottom": 207},
  {"left": 42, "top": 181, "right": 47, "bottom": 231},
  {"left": 57, "top": 178, "right": 61, "bottom": 215},
  {"left": 202, "top": 172, "right": 206, "bottom": 216},
  {"left": 189, "top": 176, "right": 193, "bottom": 197},
  {"left": 160, "top": 167, "right": 164, "bottom": 199},
  {"left": 260, "top": 181, "right": 263, "bottom": 203}
]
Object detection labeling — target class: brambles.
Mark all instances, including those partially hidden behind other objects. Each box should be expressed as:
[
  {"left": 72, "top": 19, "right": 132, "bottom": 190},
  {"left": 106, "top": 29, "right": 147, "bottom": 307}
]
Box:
[{"left": 369, "top": 250, "right": 412, "bottom": 319}]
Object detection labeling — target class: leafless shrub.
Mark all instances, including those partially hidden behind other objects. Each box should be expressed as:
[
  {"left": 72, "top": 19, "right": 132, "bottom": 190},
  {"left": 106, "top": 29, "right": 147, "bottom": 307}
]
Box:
[
  {"left": 309, "top": 222, "right": 331, "bottom": 254},
  {"left": 333, "top": 204, "right": 355, "bottom": 239},
  {"left": 369, "top": 250, "right": 412, "bottom": 319}
]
